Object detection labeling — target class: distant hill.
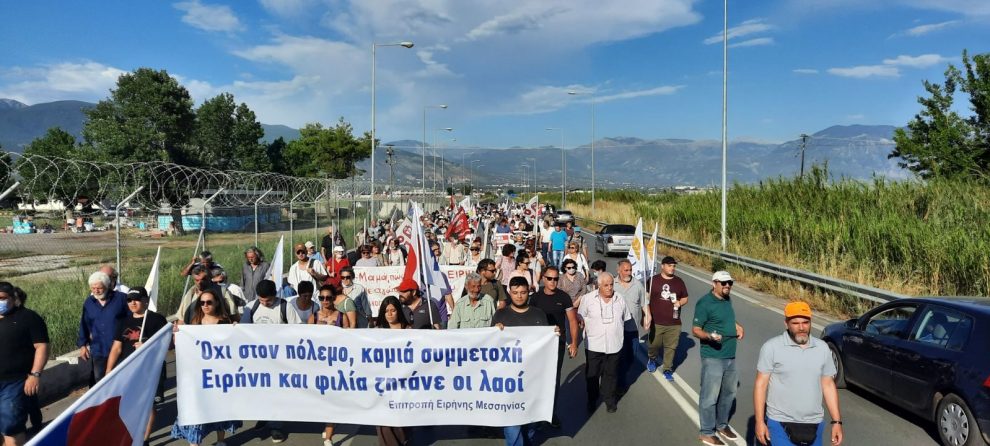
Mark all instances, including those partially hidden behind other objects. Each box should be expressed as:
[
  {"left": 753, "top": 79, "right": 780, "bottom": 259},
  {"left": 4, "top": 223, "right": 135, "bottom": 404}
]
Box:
[{"left": 0, "top": 99, "right": 303, "bottom": 151}]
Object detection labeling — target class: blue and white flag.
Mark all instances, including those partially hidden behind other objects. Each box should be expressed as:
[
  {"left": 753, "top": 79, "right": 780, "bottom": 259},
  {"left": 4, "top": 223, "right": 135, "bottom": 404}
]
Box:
[{"left": 29, "top": 323, "right": 172, "bottom": 446}]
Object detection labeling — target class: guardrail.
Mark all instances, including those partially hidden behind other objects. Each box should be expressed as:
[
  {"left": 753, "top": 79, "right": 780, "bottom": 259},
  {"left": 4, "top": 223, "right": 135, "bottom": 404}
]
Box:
[{"left": 576, "top": 216, "right": 908, "bottom": 304}]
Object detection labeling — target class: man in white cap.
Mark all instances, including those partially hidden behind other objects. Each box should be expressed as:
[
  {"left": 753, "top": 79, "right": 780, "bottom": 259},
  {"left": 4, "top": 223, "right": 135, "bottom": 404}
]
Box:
[
  {"left": 305, "top": 241, "right": 325, "bottom": 263},
  {"left": 692, "top": 270, "right": 745, "bottom": 446}
]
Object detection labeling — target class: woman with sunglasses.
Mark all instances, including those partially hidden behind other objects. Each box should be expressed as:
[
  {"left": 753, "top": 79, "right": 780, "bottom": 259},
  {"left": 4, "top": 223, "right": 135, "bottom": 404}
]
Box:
[
  {"left": 106, "top": 287, "right": 168, "bottom": 445},
  {"left": 171, "top": 289, "right": 240, "bottom": 446},
  {"left": 562, "top": 241, "right": 590, "bottom": 280},
  {"left": 509, "top": 252, "right": 536, "bottom": 292},
  {"left": 525, "top": 242, "right": 547, "bottom": 284},
  {"left": 559, "top": 258, "right": 587, "bottom": 307},
  {"left": 310, "top": 285, "right": 349, "bottom": 446},
  {"left": 374, "top": 296, "right": 410, "bottom": 445},
  {"left": 465, "top": 240, "right": 484, "bottom": 267}
]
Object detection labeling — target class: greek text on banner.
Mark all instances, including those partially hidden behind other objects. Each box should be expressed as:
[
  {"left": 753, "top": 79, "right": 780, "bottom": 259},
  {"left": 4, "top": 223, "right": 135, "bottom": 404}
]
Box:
[{"left": 174, "top": 325, "right": 558, "bottom": 427}]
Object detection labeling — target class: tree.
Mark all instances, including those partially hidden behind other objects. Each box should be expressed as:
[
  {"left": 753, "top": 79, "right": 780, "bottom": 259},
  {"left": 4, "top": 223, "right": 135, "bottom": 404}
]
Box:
[
  {"left": 83, "top": 68, "right": 197, "bottom": 165},
  {"left": 266, "top": 137, "right": 289, "bottom": 175},
  {"left": 16, "top": 128, "right": 97, "bottom": 205},
  {"left": 891, "top": 50, "right": 990, "bottom": 179},
  {"left": 283, "top": 118, "right": 372, "bottom": 179},
  {"left": 195, "top": 93, "right": 269, "bottom": 171}
]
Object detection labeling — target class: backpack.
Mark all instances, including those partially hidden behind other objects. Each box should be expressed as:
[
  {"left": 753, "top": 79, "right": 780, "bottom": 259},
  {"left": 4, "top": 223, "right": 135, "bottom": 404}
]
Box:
[{"left": 249, "top": 299, "right": 288, "bottom": 324}]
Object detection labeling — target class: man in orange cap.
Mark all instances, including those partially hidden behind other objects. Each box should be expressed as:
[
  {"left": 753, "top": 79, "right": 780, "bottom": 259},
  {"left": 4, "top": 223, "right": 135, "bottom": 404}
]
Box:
[
  {"left": 396, "top": 278, "right": 441, "bottom": 330},
  {"left": 754, "top": 301, "right": 843, "bottom": 446}
]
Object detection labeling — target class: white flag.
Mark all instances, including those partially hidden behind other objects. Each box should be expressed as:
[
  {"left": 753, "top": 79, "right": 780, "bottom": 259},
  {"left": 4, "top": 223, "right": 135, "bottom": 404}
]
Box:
[
  {"left": 144, "top": 246, "right": 162, "bottom": 313},
  {"left": 269, "top": 235, "right": 285, "bottom": 284},
  {"left": 646, "top": 223, "right": 658, "bottom": 278},
  {"left": 627, "top": 218, "right": 646, "bottom": 281}
]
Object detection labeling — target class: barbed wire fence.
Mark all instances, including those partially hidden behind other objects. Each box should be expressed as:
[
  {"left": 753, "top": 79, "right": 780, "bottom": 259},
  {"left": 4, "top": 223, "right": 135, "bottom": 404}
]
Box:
[{"left": 0, "top": 150, "right": 427, "bottom": 304}]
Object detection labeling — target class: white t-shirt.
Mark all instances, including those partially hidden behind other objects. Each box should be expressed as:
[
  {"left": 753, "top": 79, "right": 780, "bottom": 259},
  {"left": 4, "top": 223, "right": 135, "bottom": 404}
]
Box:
[
  {"left": 251, "top": 299, "right": 303, "bottom": 324},
  {"left": 287, "top": 259, "right": 327, "bottom": 292},
  {"left": 287, "top": 296, "right": 320, "bottom": 323}
]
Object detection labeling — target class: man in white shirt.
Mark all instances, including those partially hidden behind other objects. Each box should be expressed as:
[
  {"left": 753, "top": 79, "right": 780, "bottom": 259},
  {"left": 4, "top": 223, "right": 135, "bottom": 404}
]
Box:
[{"left": 578, "top": 272, "right": 631, "bottom": 414}]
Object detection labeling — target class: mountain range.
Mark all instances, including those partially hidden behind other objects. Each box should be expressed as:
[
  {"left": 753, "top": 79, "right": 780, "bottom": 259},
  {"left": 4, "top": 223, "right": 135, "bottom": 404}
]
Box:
[{"left": 0, "top": 98, "right": 908, "bottom": 187}]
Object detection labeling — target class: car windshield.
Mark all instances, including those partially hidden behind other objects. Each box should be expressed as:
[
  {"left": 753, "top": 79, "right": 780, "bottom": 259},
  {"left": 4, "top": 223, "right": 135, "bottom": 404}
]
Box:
[{"left": 603, "top": 225, "right": 635, "bottom": 234}]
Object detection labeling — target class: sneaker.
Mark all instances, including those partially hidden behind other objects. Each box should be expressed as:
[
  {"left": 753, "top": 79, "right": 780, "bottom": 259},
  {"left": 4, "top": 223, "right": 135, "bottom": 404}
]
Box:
[
  {"left": 662, "top": 370, "right": 675, "bottom": 381},
  {"left": 717, "top": 426, "right": 738, "bottom": 441},
  {"left": 699, "top": 435, "right": 726, "bottom": 446},
  {"left": 270, "top": 429, "right": 286, "bottom": 443},
  {"left": 646, "top": 358, "right": 658, "bottom": 373}
]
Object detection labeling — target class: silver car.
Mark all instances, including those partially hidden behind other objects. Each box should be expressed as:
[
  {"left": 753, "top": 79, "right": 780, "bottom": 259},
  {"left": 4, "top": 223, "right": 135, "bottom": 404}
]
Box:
[{"left": 594, "top": 224, "right": 636, "bottom": 256}]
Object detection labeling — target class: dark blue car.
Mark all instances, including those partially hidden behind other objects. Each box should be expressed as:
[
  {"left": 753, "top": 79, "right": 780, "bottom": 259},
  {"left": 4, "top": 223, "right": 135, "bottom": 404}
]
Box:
[{"left": 822, "top": 297, "right": 990, "bottom": 446}]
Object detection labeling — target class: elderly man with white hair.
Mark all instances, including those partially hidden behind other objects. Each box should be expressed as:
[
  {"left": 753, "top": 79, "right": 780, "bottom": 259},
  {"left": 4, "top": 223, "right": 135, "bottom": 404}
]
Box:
[
  {"left": 77, "top": 270, "right": 130, "bottom": 385},
  {"left": 578, "top": 271, "right": 632, "bottom": 414}
]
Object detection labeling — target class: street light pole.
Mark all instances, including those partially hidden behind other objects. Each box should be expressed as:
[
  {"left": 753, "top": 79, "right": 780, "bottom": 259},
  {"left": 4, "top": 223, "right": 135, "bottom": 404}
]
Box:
[
  {"left": 568, "top": 90, "right": 596, "bottom": 216},
  {"left": 470, "top": 160, "right": 483, "bottom": 194},
  {"left": 526, "top": 157, "right": 536, "bottom": 194},
  {"left": 720, "top": 0, "right": 728, "bottom": 251},
  {"left": 423, "top": 104, "right": 447, "bottom": 205},
  {"left": 433, "top": 127, "right": 453, "bottom": 198},
  {"left": 371, "top": 40, "right": 413, "bottom": 221},
  {"left": 545, "top": 127, "right": 565, "bottom": 208}
]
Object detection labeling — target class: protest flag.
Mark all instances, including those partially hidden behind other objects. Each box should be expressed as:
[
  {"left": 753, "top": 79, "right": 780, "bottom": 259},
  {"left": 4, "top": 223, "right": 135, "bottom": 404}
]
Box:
[
  {"left": 143, "top": 246, "right": 162, "bottom": 313},
  {"left": 29, "top": 323, "right": 172, "bottom": 446},
  {"left": 269, "top": 235, "right": 285, "bottom": 284},
  {"left": 627, "top": 218, "right": 646, "bottom": 281}
]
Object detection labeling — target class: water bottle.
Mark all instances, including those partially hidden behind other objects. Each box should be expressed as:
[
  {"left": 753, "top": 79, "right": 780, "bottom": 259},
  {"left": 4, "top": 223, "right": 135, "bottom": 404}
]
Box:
[
  {"left": 710, "top": 329, "right": 721, "bottom": 343},
  {"left": 672, "top": 303, "right": 680, "bottom": 320}
]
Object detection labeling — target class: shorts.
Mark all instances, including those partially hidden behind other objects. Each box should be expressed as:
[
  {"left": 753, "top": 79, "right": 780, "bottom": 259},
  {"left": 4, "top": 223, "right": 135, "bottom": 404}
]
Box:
[{"left": 0, "top": 379, "right": 27, "bottom": 437}]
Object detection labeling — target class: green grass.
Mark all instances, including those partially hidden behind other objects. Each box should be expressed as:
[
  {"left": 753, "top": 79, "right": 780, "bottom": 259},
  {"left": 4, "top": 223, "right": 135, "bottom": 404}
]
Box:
[
  {"left": 547, "top": 166, "right": 990, "bottom": 299},
  {"left": 14, "top": 213, "right": 366, "bottom": 357}
]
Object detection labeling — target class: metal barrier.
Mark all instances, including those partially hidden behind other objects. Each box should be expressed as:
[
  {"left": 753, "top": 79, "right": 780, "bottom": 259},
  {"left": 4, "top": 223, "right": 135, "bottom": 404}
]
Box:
[{"left": 576, "top": 216, "right": 907, "bottom": 304}]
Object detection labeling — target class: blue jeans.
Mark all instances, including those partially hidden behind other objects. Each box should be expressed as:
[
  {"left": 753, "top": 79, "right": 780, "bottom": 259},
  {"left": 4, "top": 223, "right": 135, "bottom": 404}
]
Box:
[
  {"left": 540, "top": 242, "right": 549, "bottom": 263},
  {"left": 0, "top": 379, "right": 26, "bottom": 437},
  {"left": 503, "top": 423, "right": 536, "bottom": 446},
  {"left": 699, "top": 357, "right": 738, "bottom": 436},
  {"left": 550, "top": 250, "right": 564, "bottom": 267},
  {"left": 767, "top": 419, "right": 825, "bottom": 446}
]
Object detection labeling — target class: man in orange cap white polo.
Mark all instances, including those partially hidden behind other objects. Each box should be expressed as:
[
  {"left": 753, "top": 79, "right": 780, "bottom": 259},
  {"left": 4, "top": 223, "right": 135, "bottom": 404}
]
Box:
[
  {"left": 754, "top": 301, "right": 844, "bottom": 446},
  {"left": 396, "top": 277, "right": 441, "bottom": 330}
]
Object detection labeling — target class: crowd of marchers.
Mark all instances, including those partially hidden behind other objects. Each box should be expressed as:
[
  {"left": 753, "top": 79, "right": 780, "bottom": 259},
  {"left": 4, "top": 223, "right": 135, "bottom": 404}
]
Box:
[{"left": 1, "top": 201, "right": 842, "bottom": 446}]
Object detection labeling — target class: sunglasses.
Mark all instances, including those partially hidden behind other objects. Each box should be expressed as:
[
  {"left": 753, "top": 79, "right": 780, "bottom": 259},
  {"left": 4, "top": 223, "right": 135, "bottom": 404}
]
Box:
[
  {"left": 544, "top": 276, "right": 559, "bottom": 281},
  {"left": 198, "top": 300, "right": 215, "bottom": 307},
  {"left": 341, "top": 275, "right": 353, "bottom": 280},
  {"left": 296, "top": 250, "right": 306, "bottom": 255},
  {"left": 318, "top": 296, "right": 334, "bottom": 301},
  {"left": 565, "top": 267, "right": 576, "bottom": 271},
  {"left": 470, "top": 248, "right": 480, "bottom": 252},
  {"left": 718, "top": 280, "right": 734, "bottom": 286}
]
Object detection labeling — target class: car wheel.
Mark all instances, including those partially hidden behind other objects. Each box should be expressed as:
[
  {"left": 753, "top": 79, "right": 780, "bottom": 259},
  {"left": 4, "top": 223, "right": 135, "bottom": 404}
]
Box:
[
  {"left": 936, "top": 394, "right": 982, "bottom": 446},
  {"left": 827, "top": 342, "right": 846, "bottom": 389}
]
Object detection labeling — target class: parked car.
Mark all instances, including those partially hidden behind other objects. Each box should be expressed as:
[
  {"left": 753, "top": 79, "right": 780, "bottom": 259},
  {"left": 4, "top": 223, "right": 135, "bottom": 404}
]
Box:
[
  {"left": 593, "top": 224, "right": 636, "bottom": 256},
  {"left": 822, "top": 297, "right": 990, "bottom": 446},
  {"left": 554, "top": 210, "right": 574, "bottom": 224}
]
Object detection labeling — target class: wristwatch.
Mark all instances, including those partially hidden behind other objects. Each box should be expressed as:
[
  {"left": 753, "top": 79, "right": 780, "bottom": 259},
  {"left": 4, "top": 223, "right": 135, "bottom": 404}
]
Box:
[
  {"left": 29, "top": 371, "right": 42, "bottom": 378},
  {"left": 830, "top": 420, "right": 842, "bottom": 425}
]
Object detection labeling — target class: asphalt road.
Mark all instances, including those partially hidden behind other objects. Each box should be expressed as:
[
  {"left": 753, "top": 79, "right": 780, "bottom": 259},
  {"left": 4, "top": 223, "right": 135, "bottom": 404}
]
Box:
[{"left": 36, "top": 243, "right": 942, "bottom": 446}]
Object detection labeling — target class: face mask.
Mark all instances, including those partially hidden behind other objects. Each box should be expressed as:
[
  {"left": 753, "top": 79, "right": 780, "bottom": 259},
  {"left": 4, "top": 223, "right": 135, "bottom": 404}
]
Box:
[{"left": 0, "top": 300, "right": 9, "bottom": 315}]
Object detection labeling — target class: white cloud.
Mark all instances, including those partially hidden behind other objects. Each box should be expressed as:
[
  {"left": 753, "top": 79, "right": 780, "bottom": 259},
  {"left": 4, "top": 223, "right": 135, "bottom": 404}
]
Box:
[
  {"left": 704, "top": 18, "right": 773, "bottom": 45},
  {"left": 882, "top": 54, "right": 950, "bottom": 68},
  {"left": 730, "top": 37, "right": 774, "bottom": 48},
  {"left": 594, "top": 85, "right": 683, "bottom": 103},
  {"left": 0, "top": 61, "right": 126, "bottom": 104},
  {"left": 173, "top": 1, "right": 242, "bottom": 32},
  {"left": 827, "top": 65, "right": 900, "bottom": 78},
  {"left": 793, "top": 68, "right": 819, "bottom": 74},
  {"left": 895, "top": 20, "right": 960, "bottom": 37},
  {"left": 498, "top": 83, "right": 682, "bottom": 115}
]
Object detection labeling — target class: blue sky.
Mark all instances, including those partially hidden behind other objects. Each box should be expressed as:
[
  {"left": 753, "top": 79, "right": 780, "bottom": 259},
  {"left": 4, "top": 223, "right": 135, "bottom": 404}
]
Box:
[{"left": 1, "top": 0, "right": 988, "bottom": 148}]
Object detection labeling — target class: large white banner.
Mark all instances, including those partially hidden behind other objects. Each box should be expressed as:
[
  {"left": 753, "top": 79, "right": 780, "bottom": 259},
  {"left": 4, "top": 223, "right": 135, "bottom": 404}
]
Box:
[
  {"left": 354, "top": 266, "right": 474, "bottom": 317},
  {"left": 175, "top": 325, "right": 558, "bottom": 427}
]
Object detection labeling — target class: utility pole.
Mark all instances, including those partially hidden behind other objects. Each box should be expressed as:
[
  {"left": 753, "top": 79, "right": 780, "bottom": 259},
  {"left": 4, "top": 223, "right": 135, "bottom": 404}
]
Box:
[
  {"left": 385, "top": 144, "right": 396, "bottom": 197},
  {"left": 799, "top": 134, "right": 809, "bottom": 178}
]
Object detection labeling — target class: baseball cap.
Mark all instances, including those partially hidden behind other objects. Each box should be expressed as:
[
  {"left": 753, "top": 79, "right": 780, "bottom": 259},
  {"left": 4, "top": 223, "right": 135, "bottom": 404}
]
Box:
[
  {"left": 712, "top": 270, "right": 733, "bottom": 282},
  {"left": 784, "top": 301, "right": 813, "bottom": 319},
  {"left": 661, "top": 256, "right": 678, "bottom": 265},
  {"left": 333, "top": 246, "right": 345, "bottom": 253},
  {"left": 304, "top": 241, "right": 315, "bottom": 249},
  {"left": 395, "top": 277, "right": 419, "bottom": 292}
]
